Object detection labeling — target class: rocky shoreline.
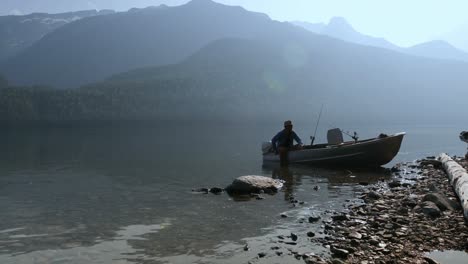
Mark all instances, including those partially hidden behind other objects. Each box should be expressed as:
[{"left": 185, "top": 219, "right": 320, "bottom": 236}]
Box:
[
  {"left": 308, "top": 157, "right": 468, "bottom": 264},
  {"left": 194, "top": 157, "right": 468, "bottom": 263}
]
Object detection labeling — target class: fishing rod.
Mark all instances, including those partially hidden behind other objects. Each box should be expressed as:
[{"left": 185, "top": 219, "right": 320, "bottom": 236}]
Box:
[{"left": 310, "top": 104, "right": 324, "bottom": 145}]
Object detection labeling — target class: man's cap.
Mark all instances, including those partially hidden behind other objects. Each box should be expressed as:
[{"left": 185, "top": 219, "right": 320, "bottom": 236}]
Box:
[{"left": 284, "top": 120, "right": 293, "bottom": 127}]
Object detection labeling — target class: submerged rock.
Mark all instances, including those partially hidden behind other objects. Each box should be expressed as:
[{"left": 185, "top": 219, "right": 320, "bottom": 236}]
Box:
[
  {"left": 209, "top": 187, "right": 224, "bottom": 194},
  {"left": 291, "top": 232, "right": 298, "bottom": 241},
  {"left": 225, "top": 175, "right": 283, "bottom": 195},
  {"left": 309, "top": 216, "right": 321, "bottom": 223}
]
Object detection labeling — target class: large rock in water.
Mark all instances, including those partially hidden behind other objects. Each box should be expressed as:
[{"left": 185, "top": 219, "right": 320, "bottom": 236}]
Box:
[{"left": 225, "top": 175, "right": 283, "bottom": 195}]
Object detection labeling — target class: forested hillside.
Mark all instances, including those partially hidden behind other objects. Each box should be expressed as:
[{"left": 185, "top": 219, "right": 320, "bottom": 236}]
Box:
[{"left": 1, "top": 36, "right": 467, "bottom": 124}]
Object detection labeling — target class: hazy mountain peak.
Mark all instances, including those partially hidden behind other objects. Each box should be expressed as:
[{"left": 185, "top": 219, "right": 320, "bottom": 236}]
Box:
[
  {"left": 0, "top": 10, "right": 113, "bottom": 62},
  {"left": 186, "top": 0, "right": 218, "bottom": 6},
  {"left": 409, "top": 40, "right": 462, "bottom": 53},
  {"left": 293, "top": 17, "right": 400, "bottom": 52},
  {"left": 407, "top": 39, "right": 468, "bottom": 61},
  {"left": 181, "top": 0, "right": 269, "bottom": 20},
  {"left": 413, "top": 40, "right": 455, "bottom": 49},
  {"left": 128, "top": 6, "right": 166, "bottom": 12},
  {"left": 327, "top": 16, "right": 356, "bottom": 34},
  {"left": 98, "top": 9, "right": 115, "bottom": 15}
]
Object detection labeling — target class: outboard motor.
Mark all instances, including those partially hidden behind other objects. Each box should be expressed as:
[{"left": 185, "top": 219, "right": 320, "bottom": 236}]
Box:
[
  {"left": 327, "top": 128, "right": 344, "bottom": 145},
  {"left": 262, "top": 142, "right": 273, "bottom": 155}
]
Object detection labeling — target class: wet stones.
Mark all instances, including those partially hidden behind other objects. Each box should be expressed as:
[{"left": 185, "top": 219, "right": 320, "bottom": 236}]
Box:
[
  {"left": 309, "top": 215, "right": 321, "bottom": 223},
  {"left": 290, "top": 232, "right": 298, "bottom": 241},
  {"left": 388, "top": 180, "right": 401, "bottom": 188},
  {"left": 348, "top": 231, "right": 362, "bottom": 239},
  {"left": 209, "top": 187, "right": 224, "bottom": 194},
  {"left": 318, "top": 159, "right": 468, "bottom": 263},
  {"left": 331, "top": 214, "right": 350, "bottom": 222},
  {"left": 420, "top": 159, "right": 442, "bottom": 168},
  {"left": 330, "top": 247, "right": 349, "bottom": 259},
  {"left": 402, "top": 197, "right": 418, "bottom": 208},
  {"left": 419, "top": 201, "right": 442, "bottom": 218},
  {"left": 304, "top": 254, "right": 327, "bottom": 264},
  {"left": 367, "top": 191, "right": 382, "bottom": 200},
  {"left": 192, "top": 187, "right": 224, "bottom": 194}
]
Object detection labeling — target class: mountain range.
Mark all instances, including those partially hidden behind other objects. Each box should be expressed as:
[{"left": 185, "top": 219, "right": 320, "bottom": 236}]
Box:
[
  {"left": 0, "top": 0, "right": 467, "bottom": 124},
  {"left": 292, "top": 18, "right": 468, "bottom": 62},
  {"left": 0, "top": 9, "right": 114, "bottom": 62},
  {"left": 0, "top": 0, "right": 288, "bottom": 88},
  {"left": 3, "top": 0, "right": 468, "bottom": 89}
]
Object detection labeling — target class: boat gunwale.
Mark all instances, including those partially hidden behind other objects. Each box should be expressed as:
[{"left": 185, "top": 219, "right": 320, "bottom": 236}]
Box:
[{"left": 263, "top": 132, "right": 406, "bottom": 156}]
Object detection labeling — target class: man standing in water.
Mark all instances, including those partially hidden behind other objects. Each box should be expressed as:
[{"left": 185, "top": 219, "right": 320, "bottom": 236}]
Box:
[{"left": 272, "top": 120, "right": 303, "bottom": 167}]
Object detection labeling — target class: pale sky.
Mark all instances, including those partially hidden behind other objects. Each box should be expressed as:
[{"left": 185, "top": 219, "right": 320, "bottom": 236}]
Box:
[{"left": 1, "top": 0, "right": 467, "bottom": 47}]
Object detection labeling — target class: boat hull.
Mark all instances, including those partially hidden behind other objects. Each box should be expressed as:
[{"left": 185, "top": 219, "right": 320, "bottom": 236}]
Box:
[{"left": 263, "top": 132, "right": 405, "bottom": 167}]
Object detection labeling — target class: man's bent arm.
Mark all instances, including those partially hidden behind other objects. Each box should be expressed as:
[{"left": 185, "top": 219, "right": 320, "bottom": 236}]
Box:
[{"left": 293, "top": 132, "right": 303, "bottom": 145}]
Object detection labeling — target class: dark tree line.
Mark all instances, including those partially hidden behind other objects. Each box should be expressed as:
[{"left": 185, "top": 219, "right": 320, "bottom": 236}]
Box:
[
  {"left": 0, "top": 74, "right": 8, "bottom": 89},
  {"left": 0, "top": 73, "right": 280, "bottom": 122}
]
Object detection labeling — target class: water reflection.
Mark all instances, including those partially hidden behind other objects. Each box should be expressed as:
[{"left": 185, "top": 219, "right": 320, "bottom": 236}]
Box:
[
  {"left": 271, "top": 167, "right": 295, "bottom": 200},
  {"left": 266, "top": 164, "right": 391, "bottom": 189}
]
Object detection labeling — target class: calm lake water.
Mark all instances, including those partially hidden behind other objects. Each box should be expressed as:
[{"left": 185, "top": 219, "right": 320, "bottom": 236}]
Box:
[{"left": 0, "top": 122, "right": 465, "bottom": 264}]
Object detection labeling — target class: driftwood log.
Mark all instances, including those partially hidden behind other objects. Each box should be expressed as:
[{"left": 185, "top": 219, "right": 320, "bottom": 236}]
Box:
[{"left": 439, "top": 153, "right": 468, "bottom": 220}]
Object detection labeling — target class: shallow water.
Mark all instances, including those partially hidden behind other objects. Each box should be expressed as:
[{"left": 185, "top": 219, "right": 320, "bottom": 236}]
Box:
[
  {"left": 426, "top": 250, "right": 468, "bottom": 264},
  {"left": 0, "top": 122, "right": 465, "bottom": 263}
]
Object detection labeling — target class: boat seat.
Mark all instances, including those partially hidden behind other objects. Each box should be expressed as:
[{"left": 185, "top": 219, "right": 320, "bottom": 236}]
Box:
[{"left": 327, "top": 128, "right": 344, "bottom": 145}]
